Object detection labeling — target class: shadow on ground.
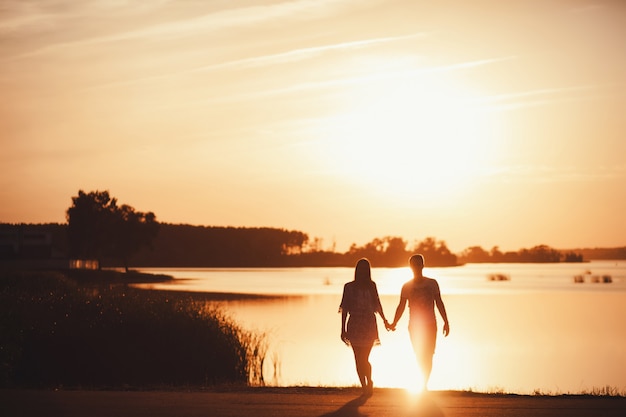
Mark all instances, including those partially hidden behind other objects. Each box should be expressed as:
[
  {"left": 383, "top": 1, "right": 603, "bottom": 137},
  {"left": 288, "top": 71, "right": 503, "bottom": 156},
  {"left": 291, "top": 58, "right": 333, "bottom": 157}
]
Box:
[
  {"left": 319, "top": 395, "right": 369, "bottom": 417},
  {"left": 319, "top": 392, "right": 444, "bottom": 417}
]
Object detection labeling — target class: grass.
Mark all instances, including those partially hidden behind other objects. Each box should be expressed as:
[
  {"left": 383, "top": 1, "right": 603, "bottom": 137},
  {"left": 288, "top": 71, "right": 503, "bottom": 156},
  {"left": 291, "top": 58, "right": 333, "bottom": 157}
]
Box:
[
  {"left": 0, "top": 269, "right": 267, "bottom": 389},
  {"left": 474, "top": 386, "right": 625, "bottom": 398},
  {"left": 448, "top": 385, "right": 625, "bottom": 398}
]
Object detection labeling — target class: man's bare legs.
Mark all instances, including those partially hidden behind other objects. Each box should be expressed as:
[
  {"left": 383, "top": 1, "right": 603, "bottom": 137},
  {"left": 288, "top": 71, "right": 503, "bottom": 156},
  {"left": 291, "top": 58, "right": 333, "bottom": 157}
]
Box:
[
  {"left": 410, "top": 327, "right": 437, "bottom": 391},
  {"left": 417, "top": 351, "right": 434, "bottom": 391}
]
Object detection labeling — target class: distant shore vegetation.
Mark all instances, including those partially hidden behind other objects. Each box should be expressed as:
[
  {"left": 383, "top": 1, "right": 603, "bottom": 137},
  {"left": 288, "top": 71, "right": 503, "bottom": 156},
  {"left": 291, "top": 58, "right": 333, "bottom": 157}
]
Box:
[{"left": 3, "top": 189, "right": 624, "bottom": 269}]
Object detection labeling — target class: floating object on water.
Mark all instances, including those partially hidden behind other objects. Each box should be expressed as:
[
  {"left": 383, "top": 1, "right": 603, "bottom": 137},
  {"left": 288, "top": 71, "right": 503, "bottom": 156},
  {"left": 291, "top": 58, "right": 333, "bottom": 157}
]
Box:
[
  {"left": 572, "top": 273, "right": 612, "bottom": 283},
  {"left": 487, "top": 273, "right": 510, "bottom": 281}
]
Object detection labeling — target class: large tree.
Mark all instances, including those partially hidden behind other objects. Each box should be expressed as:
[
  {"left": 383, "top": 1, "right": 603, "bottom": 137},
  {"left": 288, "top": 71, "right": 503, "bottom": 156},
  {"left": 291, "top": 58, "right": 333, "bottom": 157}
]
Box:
[
  {"left": 66, "top": 190, "right": 159, "bottom": 271},
  {"left": 346, "top": 236, "right": 411, "bottom": 267},
  {"left": 411, "top": 237, "right": 458, "bottom": 267}
]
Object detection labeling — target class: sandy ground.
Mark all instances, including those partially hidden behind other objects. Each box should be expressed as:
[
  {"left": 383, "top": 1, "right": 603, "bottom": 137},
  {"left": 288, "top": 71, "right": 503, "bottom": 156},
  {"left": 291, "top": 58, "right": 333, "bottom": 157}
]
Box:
[{"left": 2, "top": 387, "right": 625, "bottom": 417}]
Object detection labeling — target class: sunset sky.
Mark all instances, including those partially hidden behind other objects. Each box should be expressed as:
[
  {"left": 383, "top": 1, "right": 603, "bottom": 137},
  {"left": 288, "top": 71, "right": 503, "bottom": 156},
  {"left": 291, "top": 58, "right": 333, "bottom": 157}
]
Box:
[{"left": 1, "top": 0, "right": 625, "bottom": 253}]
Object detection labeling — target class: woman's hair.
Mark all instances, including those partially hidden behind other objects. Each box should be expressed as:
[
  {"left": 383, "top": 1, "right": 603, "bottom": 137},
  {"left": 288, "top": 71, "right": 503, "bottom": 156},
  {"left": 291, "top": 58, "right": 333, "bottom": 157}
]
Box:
[{"left": 354, "top": 258, "right": 372, "bottom": 283}]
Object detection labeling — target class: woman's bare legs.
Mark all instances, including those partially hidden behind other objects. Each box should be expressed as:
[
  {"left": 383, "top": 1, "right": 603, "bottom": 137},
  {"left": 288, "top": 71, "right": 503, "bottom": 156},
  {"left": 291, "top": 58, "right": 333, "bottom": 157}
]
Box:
[{"left": 352, "top": 345, "right": 374, "bottom": 395}]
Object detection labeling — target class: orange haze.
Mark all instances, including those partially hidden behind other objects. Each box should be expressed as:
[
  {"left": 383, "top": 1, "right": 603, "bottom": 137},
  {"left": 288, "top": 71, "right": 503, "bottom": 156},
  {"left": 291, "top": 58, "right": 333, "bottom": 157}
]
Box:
[{"left": 1, "top": 0, "right": 625, "bottom": 252}]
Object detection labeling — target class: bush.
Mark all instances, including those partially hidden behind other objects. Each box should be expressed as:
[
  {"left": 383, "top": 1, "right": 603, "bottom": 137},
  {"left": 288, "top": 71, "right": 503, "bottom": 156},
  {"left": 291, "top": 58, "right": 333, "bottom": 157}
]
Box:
[{"left": 0, "top": 270, "right": 265, "bottom": 388}]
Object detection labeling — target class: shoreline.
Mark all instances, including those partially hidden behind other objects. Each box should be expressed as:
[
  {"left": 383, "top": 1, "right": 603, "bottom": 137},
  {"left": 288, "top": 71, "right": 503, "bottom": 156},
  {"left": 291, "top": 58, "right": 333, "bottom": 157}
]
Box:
[{"left": 135, "top": 286, "right": 308, "bottom": 301}]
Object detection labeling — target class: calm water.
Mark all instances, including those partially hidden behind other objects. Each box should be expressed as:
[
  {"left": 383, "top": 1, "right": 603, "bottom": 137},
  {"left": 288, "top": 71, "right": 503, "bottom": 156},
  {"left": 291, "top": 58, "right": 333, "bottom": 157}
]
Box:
[{"left": 136, "top": 261, "right": 626, "bottom": 394}]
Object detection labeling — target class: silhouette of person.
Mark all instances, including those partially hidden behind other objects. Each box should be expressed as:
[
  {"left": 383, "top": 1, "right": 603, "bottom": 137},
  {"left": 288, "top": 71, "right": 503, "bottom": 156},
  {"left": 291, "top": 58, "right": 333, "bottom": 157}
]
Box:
[
  {"left": 339, "top": 258, "right": 390, "bottom": 396},
  {"left": 389, "top": 254, "right": 450, "bottom": 391}
]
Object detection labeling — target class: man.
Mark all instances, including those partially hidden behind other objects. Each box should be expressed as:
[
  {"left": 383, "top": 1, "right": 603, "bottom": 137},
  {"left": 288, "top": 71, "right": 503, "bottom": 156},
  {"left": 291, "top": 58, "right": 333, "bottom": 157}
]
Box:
[{"left": 389, "top": 254, "right": 450, "bottom": 390}]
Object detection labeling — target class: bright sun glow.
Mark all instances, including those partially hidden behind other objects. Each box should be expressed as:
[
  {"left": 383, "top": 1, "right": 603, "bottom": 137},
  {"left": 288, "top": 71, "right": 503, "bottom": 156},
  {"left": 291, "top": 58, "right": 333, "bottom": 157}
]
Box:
[
  {"left": 371, "top": 326, "right": 456, "bottom": 394},
  {"left": 370, "top": 334, "right": 429, "bottom": 393},
  {"left": 317, "top": 71, "right": 496, "bottom": 203}
]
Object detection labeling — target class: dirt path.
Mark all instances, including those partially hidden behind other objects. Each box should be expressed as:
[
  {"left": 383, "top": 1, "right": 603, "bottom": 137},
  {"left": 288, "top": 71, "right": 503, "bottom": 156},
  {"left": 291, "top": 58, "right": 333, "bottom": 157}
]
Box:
[{"left": 2, "top": 387, "right": 625, "bottom": 417}]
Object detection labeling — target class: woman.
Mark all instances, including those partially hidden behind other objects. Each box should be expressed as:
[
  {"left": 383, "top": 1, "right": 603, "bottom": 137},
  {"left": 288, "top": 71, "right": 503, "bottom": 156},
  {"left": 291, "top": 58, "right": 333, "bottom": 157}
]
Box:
[{"left": 339, "top": 258, "right": 390, "bottom": 395}]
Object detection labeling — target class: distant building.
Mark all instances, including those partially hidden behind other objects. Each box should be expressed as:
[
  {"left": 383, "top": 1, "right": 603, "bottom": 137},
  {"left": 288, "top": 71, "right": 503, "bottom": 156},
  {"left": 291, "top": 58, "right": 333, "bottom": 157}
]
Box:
[
  {"left": 0, "top": 224, "right": 96, "bottom": 269},
  {"left": 0, "top": 224, "right": 53, "bottom": 260}
]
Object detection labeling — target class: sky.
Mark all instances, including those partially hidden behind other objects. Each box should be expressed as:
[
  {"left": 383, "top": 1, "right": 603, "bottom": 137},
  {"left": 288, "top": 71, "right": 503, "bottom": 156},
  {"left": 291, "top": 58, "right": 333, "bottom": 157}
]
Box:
[{"left": 1, "top": 0, "right": 625, "bottom": 253}]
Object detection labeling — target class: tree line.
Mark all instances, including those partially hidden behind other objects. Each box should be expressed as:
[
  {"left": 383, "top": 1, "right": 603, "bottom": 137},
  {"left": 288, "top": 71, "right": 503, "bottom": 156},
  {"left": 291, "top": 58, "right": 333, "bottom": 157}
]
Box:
[
  {"left": 1, "top": 189, "right": 596, "bottom": 269},
  {"left": 129, "top": 231, "right": 459, "bottom": 268},
  {"left": 458, "top": 245, "right": 585, "bottom": 264}
]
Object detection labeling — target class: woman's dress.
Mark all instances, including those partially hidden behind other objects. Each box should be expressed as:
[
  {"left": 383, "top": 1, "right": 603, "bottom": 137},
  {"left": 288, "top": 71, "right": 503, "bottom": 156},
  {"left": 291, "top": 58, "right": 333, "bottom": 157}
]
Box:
[{"left": 339, "top": 281, "right": 382, "bottom": 347}]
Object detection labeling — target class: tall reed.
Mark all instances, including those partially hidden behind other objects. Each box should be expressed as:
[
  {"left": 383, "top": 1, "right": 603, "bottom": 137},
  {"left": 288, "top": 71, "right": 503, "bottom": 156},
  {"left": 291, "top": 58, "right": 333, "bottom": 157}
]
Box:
[{"left": 0, "top": 270, "right": 267, "bottom": 388}]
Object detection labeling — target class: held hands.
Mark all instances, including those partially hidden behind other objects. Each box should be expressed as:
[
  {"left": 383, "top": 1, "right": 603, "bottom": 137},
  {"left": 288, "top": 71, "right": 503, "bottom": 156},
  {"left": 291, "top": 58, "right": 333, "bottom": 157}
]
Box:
[
  {"left": 384, "top": 321, "right": 448, "bottom": 334},
  {"left": 384, "top": 319, "right": 396, "bottom": 332}
]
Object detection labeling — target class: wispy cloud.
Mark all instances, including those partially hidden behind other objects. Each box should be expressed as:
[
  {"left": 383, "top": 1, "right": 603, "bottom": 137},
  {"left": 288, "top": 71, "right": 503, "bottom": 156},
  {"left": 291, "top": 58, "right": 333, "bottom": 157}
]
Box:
[
  {"left": 191, "top": 32, "right": 429, "bottom": 73},
  {"left": 2, "top": 0, "right": 352, "bottom": 61},
  {"left": 475, "top": 85, "right": 605, "bottom": 112},
  {"left": 123, "top": 55, "right": 516, "bottom": 114},
  {"left": 0, "top": 1, "right": 55, "bottom": 34},
  {"left": 195, "top": 56, "right": 517, "bottom": 103},
  {"left": 78, "top": 32, "right": 429, "bottom": 92},
  {"left": 483, "top": 164, "right": 626, "bottom": 183}
]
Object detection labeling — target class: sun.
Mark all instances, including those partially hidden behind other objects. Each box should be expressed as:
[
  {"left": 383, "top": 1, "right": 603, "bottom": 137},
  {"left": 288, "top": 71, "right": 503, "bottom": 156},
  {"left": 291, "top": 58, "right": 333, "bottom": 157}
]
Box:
[{"left": 316, "top": 72, "right": 496, "bottom": 203}]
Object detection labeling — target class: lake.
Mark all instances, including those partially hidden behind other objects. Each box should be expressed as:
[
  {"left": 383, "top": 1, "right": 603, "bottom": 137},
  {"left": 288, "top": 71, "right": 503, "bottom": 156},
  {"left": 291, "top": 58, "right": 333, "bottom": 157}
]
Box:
[{"left": 135, "top": 261, "right": 626, "bottom": 394}]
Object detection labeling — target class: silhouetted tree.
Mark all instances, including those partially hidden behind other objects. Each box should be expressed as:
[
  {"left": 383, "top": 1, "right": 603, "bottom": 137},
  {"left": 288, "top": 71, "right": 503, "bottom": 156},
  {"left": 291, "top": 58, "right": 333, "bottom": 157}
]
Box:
[
  {"left": 108, "top": 204, "right": 159, "bottom": 272},
  {"left": 345, "top": 236, "right": 458, "bottom": 267},
  {"left": 490, "top": 246, "right": 503, "bottom": 260},
  {"left": 411, "top": 237, "right": 457, "bottom": 266},
  {"left": 517, "top": 245, "right": 561, "bottom": 263},
  {"left": 459, "top": 246, "right": 491, "bottom": 263},
  {"left": 346, "top": 236, "right": 411, "bottom": 267},
  {"left": 66, "top": 190, "right": 118, "bottom": 264},
  {"left": 562, "top": 251, "right": 584, "bottom": 262},
  {"left": 384, "top": 236, "right": 410, "bottom": 266},
  {"left": 66, "top": 190, "right": 158, "bottom": 270}
]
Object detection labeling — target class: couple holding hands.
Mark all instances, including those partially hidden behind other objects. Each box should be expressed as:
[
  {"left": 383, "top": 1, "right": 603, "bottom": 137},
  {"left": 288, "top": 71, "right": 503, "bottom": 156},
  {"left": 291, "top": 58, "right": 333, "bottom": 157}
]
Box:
[{"left": 339, "top": 254, "right": 450, "bottom": 395}]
